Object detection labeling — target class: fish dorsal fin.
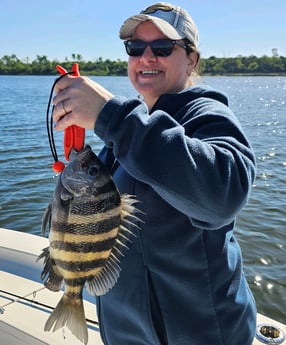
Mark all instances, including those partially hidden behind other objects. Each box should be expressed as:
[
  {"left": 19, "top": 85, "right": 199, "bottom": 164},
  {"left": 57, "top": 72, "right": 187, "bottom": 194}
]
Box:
[
  {"left": 86, "top": 194, "right": 142, "bottom": 296},
  {"left": 86, "top": 256, "right": 121, "bottom": 296}
]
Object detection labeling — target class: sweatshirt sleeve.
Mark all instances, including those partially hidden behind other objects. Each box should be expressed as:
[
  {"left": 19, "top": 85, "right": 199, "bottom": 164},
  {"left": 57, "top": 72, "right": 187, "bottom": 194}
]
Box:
[{"left": 94, "top": 92, "right": 256, "bottom": 230}]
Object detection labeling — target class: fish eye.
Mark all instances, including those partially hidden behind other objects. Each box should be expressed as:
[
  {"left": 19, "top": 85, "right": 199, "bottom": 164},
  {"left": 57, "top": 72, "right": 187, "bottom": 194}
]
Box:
[{"left": 88, "top": 165, "right": 100, "bottom": 177}]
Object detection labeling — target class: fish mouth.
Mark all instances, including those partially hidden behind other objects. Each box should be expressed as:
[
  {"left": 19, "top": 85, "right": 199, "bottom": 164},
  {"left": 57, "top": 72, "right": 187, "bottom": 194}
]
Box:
[
  {"left": 70, "top": 144, "right": 92, "bottom": 158},
  {"left": 68, "top": 144, "right": 91, "bottom": 166},
  {"left": 81, "top": 145, "right": 92, "bottom": 153}
]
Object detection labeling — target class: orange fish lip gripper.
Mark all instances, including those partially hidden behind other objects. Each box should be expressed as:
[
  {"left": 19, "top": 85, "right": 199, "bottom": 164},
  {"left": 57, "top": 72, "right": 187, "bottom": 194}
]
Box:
[{"left": 56, "top": 63, "right": 85, "bottom": 162}]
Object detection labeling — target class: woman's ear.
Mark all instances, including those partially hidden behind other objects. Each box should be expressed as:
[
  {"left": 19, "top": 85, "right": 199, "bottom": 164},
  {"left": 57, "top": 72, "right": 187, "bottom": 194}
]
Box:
[{"left": 187, "top": 52, "right": 199, "bottom": 75}]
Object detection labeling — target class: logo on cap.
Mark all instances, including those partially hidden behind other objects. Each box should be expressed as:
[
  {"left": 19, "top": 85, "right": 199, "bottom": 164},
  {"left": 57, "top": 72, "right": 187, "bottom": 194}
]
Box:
[{"left": 142, "top": 4, "right": 174, "bottom": 15}]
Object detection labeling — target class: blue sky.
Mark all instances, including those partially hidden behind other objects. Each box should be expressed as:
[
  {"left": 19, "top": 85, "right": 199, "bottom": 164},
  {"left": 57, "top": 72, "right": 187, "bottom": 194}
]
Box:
[{"left": 1, "top": 0, "right": 285, "bottom": 62}]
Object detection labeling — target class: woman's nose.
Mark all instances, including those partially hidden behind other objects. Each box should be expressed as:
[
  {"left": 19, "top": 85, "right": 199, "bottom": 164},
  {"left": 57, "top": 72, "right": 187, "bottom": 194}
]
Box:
[{"left": 140, "top": 45, "right": 157, "bottom": 61}]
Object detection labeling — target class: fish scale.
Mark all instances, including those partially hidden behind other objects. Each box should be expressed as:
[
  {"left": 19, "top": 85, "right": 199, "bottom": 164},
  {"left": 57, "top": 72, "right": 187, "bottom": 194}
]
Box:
[{"left": 38, "top": 144, "right": 141, "bottom": 345}]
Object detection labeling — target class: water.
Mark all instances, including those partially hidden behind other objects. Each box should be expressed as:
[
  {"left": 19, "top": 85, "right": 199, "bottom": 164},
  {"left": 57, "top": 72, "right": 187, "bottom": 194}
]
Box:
[{"left": 0, "top": 75, "right": 285, "bottom": 324}]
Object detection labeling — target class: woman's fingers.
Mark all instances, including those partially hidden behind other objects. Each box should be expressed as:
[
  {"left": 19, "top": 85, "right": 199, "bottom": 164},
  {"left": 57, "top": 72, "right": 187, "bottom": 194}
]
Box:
[{"left": 52, "top": 75, "right": 113, "bottom": 130}]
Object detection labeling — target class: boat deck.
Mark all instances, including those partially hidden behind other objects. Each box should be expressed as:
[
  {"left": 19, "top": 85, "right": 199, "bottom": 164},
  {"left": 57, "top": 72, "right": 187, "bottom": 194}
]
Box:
[{"left": 0, "top": 228, "right": 285, "bottom": 344}]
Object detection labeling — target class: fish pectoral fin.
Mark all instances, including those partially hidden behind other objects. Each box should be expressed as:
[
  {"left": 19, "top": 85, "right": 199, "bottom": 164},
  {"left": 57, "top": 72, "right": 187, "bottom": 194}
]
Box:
[
  {"left": 45, "top": 294, "right": 88, "bottom": 345},
  {"left": 87, "top": 256, "right": 121, "bottom": 296},
  {"left": 37, "top": 247, "right": 63, "bottom": 291}
]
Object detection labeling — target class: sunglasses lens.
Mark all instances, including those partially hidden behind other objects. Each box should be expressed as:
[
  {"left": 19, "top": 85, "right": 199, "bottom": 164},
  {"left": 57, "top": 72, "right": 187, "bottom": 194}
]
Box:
[
  {"left": 124, "top": 40, "right": 146, "bottom": 56},
  {"left": 152, "top": 39, "right": 174, "bottom": 57},
  {"left": 124, "top": 39, "right": 176, "bottom": 57}
]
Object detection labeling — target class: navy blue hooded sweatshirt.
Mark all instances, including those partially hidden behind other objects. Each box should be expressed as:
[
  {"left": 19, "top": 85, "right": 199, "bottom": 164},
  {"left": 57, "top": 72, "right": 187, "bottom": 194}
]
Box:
[{"left": 94, "top": 85, "right": 257, "bottom": 345}]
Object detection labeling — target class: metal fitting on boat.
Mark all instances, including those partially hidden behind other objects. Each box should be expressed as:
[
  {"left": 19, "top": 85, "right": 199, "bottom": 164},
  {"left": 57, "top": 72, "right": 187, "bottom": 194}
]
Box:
[{"left": 256, "top": 323, "right": 285, "bottom": 344}]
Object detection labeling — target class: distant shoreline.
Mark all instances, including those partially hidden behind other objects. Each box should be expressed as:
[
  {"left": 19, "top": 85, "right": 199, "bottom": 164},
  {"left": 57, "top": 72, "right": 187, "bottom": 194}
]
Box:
[
  {"left": 1, "top": 73, "right": 285, "bottom": 77},
  {"left": 1, "top": 54, "right": 285, "bottom": 76}
]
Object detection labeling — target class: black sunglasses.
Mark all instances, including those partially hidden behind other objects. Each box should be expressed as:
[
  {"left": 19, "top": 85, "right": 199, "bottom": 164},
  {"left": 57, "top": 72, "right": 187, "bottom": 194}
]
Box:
[{"left": 124, "top": 39, "right": 186, "bottom": 57}]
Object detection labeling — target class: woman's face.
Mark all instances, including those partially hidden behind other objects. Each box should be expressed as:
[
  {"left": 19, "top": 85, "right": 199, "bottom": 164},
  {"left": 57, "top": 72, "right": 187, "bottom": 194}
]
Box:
[{"left": 127, "top": 21, "right": 197, "bottom": 109}]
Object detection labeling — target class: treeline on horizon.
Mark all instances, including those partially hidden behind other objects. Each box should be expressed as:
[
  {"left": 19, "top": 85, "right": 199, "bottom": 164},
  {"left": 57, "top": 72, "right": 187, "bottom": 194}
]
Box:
[{"left": 1, "top": 53, "right": 286, "bottom": 76}]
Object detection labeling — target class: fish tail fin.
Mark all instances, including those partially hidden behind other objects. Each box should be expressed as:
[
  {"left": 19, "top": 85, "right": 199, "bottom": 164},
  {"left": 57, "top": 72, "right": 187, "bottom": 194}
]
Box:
[{"left": 45, "top": 294, "right": 88, "bottom": 345}]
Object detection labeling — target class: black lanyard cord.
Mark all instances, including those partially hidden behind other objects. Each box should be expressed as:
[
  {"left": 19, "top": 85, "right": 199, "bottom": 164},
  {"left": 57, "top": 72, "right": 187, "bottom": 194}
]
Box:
[{"left": 46, "top": 72, "right": 72, "bottom": 163}]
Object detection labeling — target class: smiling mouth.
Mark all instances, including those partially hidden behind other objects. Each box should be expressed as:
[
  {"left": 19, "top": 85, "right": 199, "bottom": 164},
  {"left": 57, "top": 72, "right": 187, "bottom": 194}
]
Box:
[{"left": 140, "top": 70, "right": 161, "bottom": 75}]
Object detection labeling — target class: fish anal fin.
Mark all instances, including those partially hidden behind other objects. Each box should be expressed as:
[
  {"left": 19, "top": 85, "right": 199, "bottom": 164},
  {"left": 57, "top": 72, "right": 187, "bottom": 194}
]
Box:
[
  {"left": 44, "top": 272, "right": 63, "bottom": 292},
  {"left": 45, "top": 294, "right": 88, "bottom": 345},
  {"left": 37, "top": 247, "right": 63, "bottom": 292}
]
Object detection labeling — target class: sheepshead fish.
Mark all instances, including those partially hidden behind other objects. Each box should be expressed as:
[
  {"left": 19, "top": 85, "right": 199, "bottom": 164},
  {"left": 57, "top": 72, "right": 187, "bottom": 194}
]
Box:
[{"left": 38, "top": 145, "right": 139, "bottom": 345}]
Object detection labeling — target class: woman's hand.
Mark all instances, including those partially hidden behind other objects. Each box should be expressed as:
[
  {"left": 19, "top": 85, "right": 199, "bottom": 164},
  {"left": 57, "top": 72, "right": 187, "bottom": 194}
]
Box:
[{"left": 52, "top": 75, "right": 114, "bottom": 130}]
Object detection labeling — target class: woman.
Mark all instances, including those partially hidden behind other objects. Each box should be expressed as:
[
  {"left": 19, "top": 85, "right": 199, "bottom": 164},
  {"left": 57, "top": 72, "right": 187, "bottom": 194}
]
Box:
[{"left": 53, "top": 3, "right": 257, "bottom": 345}]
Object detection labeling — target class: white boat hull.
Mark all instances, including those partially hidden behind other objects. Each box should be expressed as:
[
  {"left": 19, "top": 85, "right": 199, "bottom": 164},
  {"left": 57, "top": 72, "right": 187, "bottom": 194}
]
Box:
[
  {"left": 0, "top": 228, "right": 285, "bottom": 345},
  {"left": 0, "top": 228, "right": 103, "bottom": 345}
]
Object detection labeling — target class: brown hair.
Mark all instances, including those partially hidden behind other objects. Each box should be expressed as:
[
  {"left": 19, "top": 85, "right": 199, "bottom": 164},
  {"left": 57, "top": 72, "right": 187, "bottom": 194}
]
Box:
[{"left": 183, "top": 38, "right": 201, "bottom": 86}]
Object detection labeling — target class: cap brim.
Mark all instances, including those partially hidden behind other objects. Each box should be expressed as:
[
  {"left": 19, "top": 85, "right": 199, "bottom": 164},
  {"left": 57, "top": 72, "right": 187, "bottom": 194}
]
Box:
[{"left": 119, "top": 14, "right": 183, "bottom": 40}]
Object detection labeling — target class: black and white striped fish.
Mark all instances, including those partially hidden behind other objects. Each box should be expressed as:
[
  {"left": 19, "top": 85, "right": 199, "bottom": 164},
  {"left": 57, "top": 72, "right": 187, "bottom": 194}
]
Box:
[{"left": 38, "top": 145, "right": 140, "bottom": 345}]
